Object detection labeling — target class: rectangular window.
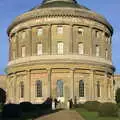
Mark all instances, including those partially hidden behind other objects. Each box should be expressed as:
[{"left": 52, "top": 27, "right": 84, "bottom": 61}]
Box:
[
  {"left": 37, "top": 28, "right": 43, "bottom": 36},
  {"left": 37, "top": 43, "right": 42, "bottom": 55},
  {"left": 57, "top": 42, "right": 64, "bottom": 55},
  {"left": 96, "top": 45, "right": 100, "bottom": 57},
  {"left": 57, "top": 26, "right": 63, "bottom": 34},
  {"left": 21, "top": 46, "right": 26, "bottom": 57},
  {"left": 78, "top": 43, "right": 84, "bottom": 55}
]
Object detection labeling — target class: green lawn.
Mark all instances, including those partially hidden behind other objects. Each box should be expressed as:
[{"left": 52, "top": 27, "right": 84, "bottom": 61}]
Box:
[{"left": 75, "top": 108, "right": 120, "bottom": 120}]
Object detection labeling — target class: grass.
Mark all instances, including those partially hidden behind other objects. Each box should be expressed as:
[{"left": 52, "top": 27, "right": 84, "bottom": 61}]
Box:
[{"left": 75, "top": 108, "right": 120, "bottom": 120}]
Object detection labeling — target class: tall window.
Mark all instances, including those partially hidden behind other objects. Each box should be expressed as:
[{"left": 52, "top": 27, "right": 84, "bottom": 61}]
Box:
[
  {"left": 37, "top": 43, "right": 42, "bottom": 55},
  {"left": 96, "top": 45, "right": 100, "bottom": 57},
  {"left": 105, "top": 49, "right": 108, "bottom": 59},
  {"left": 57, "top": 26, "right": 63, "bottom": 34},
  {"left": 79, "top": 80, "right": 84, "bottom": 97},
  {"left": 97, "top": 81, "right": 100, "bottom": 97},
  {"left": 36, "top": 80, "right": 42, "bottom": 97},
  {"left": 57, "top": 42, "right": 64, "bottom": 55},
  {"left": 37, "top": 28, "right": 43, "bottom": 36},
  {"left": 21, "top": 46, "right": 26, "bottom": 57},
  {"left": 78, "top": 43, "right": 84, "bottom": 55},
  {"left": 57, "top": 80, "right": 63, "bottom": 97},
  {"left": 78, "top": 28, "right": 84, "bottom": 35},
  {"left": 20, "top": 81, "right": 24, "bottom": 98}
]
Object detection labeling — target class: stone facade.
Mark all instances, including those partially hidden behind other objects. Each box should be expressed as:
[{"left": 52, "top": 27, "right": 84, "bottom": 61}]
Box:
[
  {"left": 0, "top": 75, "right": 6, "bottom": 91},
  {"left": 3, "top": 0, "right": 116, "bottom": 104}
]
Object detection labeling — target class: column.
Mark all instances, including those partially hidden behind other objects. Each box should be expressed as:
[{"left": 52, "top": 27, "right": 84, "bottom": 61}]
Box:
[
  {"left": 104, "top": 72, "right": 108, "bottom": 102},
  {"left": 90, "top": 70, "right": 95, "bottom": 101},
  {"left": 14, "top": 73, "right": 17, "bottom": 103},
  {"left": 69, "top": 25, "right": 73, "bottom": 54},
  {"left": 6, "top": 76, "right": 10, "bottom": 103},
  {"left": 25, "top": 70, "right": 31, "bottom": 101},
  {"left": 70, "top": 68, "right": 75, "bottom": 102},
  {"left": 111, "top": 74, "right": 115, "bottom": 102},
  {"left": 27, "top": 28, "right": 32, "bottom": 56},
  {"left": 47, "top": 68, "right": 51, "bottom": 97},
  {"left": 48, "top": 24, "right": 51, "bottom": 55}
]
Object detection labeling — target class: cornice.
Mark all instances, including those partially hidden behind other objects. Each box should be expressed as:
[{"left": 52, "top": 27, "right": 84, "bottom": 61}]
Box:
[
  {"left": 7, "top": 7, "right": 113, "bottom": 35},
  {"left": 7, "top": 55, "right": 113, "bottom": 68}
]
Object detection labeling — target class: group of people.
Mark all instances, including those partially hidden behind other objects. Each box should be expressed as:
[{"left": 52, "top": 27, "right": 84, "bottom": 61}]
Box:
[{"left": 52, "top": 98, "right": 74, "bottom": 110}]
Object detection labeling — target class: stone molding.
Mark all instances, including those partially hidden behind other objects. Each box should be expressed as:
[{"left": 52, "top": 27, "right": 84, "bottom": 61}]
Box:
[
  {"left": 7, "top": 7, "right": 113, "bottom": 35},
  {"left": 9, "top": 16, "right": 111, "bottom": 37},
  {"left": 8, "top": 55, "right": 112, "bottom": 66}
]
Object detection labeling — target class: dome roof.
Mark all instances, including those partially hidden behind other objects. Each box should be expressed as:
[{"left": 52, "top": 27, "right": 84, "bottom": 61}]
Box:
[
  {"left": 30, "top": 0, "right": 90, "bottom": 11},
  {"left": 7, "top": 0, "right": 113, "bottom": 35}
]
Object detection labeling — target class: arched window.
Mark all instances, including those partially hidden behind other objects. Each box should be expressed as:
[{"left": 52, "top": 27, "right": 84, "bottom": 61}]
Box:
[
  {"left": 36, "top": 80, "right": 42, "bottom": 97},
  {"left": 97, "top": 81, "right": 100, "bottom": 97},
  {"left": 57, "top": 80, "right": 63, "bottom": 97},
  {"left": 79, "top": 80, "right": 84, "bottom": 97},
  {"left": 20, "top": 81, "right": 24, "bottom": 98}
]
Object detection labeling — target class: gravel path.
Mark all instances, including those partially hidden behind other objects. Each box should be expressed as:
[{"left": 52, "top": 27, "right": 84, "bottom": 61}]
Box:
[{"left": 35, "top": 110, "right": 84, "bottom": 120}]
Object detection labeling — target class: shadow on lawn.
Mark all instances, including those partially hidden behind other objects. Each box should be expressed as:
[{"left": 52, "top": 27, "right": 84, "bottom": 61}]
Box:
[{"left": 1, "top": 98, "right": 63, "bottom": 120}]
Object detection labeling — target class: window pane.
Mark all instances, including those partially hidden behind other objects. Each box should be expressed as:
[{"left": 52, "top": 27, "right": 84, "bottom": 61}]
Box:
[
  {"left": 37, "top": 44, "right": 42, "bottom": 55},
  {"left": 79, "top": 80, "right": 84, "bottom": 97},
  {"left": 36, "top": 80, "right": 42, "bottom": 97},
  {"left": 97, "top": 81, "right": 100, "bottom": 97},
  {"left": 20, "top": 82, "right": 24, "bottom": 98},
  {"left": 78, "top": 43, "right": 84, "bottom": 55},
  {"left": 57, "top": 80, "right": 63, "bottom": 97},
  {"left": 57, "top": 42, "right": 64, "bottom": 55}
]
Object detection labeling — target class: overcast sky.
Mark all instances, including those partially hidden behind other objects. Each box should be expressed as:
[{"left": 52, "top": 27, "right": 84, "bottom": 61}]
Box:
[{"left": 0, "top": 0, "right": 120, "bottom": 74}]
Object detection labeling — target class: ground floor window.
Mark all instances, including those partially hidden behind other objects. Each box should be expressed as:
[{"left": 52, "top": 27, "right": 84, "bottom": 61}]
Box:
[
  {"left": 79, "top": 80, "right": 84, "bottom": 97},
  {"left": 97, "top": 81, "right": 100, "bottom": 97},
  {"left": 36, "top": 80, "right": 42, "bottom": 97},
  {"left": 20, "top": 81, "right": 24, "bottom": 98},
  {"left": 57, "top": 80, "right": 63, "bottom": 97}
]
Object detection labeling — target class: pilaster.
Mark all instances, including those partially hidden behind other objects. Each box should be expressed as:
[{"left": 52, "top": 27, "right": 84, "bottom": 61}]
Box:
[
  {"left": 25, "top": 70, "right": 31, "bottom": 101},
  {"left": 104, "top": 72, "right": 108, "bottom": 102},
  {"left": 70, "top": 68, "right": 75, "bottom": 101},
  {"left": 47, "top": 68, "right": 52, "bottom": 97},
  {"left": 89, "top": 70, "right": 95, "bottom": 101}
]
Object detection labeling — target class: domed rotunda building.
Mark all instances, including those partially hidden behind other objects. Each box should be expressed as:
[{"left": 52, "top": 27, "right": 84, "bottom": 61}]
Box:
[{"left": 7, "top": 0, "right": 115, "bottom": 104}]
